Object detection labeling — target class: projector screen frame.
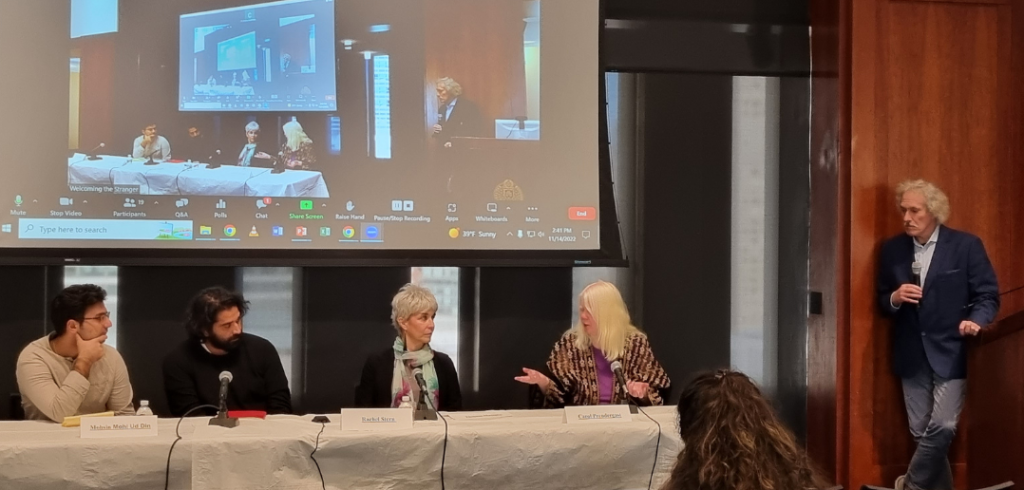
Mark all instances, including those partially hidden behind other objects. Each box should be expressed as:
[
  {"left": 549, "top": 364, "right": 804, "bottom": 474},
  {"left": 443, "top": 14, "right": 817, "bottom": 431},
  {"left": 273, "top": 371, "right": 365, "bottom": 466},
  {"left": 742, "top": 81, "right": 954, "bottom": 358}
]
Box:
[{"left": 0, "top": 0, "right": 625, "bottom": 268}]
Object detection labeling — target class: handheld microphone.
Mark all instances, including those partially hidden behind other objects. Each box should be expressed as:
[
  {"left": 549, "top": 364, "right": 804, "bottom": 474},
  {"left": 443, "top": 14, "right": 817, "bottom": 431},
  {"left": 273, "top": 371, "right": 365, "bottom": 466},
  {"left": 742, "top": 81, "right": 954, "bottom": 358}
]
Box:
[
  {"left": 209, "top": 371, "right": 239, "bottom": 428},
  {"left": 434, "top": 107, "right": 446, "bottom": 137},
  {"left": 86, "top": 142, "right": 105, "bottom": 160},
  {"left": 610, "top": 361, "right": 640, "bottom": 414},
  {"left": 911, "top": 262, "right": 923, "bottom": 308},
  {"left": 411, "top": 367, "right": 438, "bottom": 421}
]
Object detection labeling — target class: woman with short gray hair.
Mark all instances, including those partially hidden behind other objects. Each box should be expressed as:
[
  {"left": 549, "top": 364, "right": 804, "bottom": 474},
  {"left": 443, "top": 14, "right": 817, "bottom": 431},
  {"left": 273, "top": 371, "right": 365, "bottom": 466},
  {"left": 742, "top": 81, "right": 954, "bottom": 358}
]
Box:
[{"left": 355, "top": 284, "right": 462, "bottom": 410}]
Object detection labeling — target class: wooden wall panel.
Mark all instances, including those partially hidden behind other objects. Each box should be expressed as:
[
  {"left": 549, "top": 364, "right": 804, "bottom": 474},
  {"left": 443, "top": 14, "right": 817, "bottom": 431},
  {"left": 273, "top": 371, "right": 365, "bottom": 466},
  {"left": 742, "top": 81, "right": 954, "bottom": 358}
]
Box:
[
  {"left": 423, "top": 0, "right": 527, "bottom": 129},
  {"left": 74, "top": 36, "right": 116, "bottom": 151},
  {"left": 967, "top": 313, "right": 1024, "bottom": 488},
  {"left": 808, "top": 0, "right": 846, "bottom": 484},
  {"left": 811, "top": 0, "right": 1024, "bottom": 487}
]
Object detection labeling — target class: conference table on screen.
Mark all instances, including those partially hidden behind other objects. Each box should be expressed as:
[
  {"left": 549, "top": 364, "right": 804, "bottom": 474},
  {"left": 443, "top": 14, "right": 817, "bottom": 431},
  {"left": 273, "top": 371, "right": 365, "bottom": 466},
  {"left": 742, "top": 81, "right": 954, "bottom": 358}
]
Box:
[
  {"left": 67, "top": 155, "right": 331, "bottom": 198},
  {"left": 0, "top": 407, "right": 682, "bottom": 490}
]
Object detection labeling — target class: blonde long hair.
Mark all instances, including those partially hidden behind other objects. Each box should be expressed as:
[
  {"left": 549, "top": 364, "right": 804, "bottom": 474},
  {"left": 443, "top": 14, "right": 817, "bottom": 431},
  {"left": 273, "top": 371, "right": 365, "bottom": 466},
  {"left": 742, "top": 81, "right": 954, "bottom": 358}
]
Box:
[
  {"left": 283, "top": 120, "right": 312, "bottom": 152},
  {"left": 570, "top": 281, "right": 640, "bottom": 360}
]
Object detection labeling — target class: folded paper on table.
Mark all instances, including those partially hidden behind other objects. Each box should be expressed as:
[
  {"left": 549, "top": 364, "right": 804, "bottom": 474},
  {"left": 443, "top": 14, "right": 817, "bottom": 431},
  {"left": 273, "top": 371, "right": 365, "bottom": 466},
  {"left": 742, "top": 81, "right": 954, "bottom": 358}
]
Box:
[{"left": 62, "top": 411, "right": 115, "bottom": 427}]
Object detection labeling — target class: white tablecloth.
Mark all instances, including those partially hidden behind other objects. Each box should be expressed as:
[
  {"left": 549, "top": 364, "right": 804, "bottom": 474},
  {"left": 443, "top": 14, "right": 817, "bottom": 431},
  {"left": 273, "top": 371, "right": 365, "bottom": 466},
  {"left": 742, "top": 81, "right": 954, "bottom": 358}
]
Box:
[
  {"left": 0, "top": 417, "right": 196, "bottom": 489},
  {"left": 68, "top": 155, "right": 330, "bottom": 198},
  {"left": 0, "top": 407, "right": 682, "bottom": 490}
]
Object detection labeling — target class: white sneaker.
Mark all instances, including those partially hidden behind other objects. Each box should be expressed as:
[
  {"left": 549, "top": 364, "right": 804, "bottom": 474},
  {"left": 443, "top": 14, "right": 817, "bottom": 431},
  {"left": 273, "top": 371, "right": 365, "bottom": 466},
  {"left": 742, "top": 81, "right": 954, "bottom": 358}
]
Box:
[{"left": 895, "top": 475, "right": 907, "bottom": 490}]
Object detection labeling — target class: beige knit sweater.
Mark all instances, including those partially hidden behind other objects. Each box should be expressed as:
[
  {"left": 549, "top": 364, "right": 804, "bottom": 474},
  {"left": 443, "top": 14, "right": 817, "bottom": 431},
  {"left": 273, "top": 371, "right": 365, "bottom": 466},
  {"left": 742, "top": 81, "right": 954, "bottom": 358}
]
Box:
[{"left": 16, "top": 335, "right": 135, "bottom": 422}]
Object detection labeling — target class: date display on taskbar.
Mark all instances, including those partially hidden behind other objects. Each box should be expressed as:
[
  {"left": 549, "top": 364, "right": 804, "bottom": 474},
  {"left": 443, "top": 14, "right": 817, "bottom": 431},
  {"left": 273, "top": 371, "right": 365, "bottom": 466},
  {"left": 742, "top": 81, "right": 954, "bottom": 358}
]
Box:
[{"left": 17, "top": 219, "right": 193, "bottom": 241}]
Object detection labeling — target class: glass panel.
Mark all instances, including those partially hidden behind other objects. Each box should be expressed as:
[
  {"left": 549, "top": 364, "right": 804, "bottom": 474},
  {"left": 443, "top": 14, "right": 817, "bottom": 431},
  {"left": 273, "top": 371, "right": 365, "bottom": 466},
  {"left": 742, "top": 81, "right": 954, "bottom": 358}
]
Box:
[
  {"left": 411, "top": 267, "right": 459, "bottom": 372},
  {"left": 64, "top": 266, "right": 119, "bottom": 349},
  {"left": 239, "top": 267, "right": 296, "bottom": 390},
  {"left": 729, "top": 76, "right": 780, "bottom": 394}
]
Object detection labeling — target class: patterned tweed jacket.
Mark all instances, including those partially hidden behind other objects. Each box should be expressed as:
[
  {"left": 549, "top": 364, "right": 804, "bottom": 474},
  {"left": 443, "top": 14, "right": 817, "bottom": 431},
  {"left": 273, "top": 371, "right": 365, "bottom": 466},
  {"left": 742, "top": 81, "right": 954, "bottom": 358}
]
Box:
[{"left": 538, "top": 332, "right": 671, "bottom": 407}]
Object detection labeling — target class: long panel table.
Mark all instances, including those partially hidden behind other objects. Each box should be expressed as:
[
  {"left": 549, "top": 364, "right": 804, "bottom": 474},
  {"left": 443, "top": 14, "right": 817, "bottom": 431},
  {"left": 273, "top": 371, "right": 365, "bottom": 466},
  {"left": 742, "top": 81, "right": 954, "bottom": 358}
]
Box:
[
  {"left": 68, "top": 155, "right": 330, "bottom": 198},
  {"left": 0, "top": 407, "right": 682, "bottom": 490}
]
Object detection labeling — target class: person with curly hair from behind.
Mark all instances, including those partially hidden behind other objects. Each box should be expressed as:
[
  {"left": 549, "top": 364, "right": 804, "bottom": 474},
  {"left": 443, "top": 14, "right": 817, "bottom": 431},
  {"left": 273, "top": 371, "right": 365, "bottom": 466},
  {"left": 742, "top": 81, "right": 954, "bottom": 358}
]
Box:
[{"left": 662, "top": 370, "right": 832, "bottom": 490}]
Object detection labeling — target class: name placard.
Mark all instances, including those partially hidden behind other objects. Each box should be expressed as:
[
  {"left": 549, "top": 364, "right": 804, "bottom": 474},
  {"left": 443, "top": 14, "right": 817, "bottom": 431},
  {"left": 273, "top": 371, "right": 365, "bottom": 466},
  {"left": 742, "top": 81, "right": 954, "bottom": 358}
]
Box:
[
  {"left": 341, "top": 408, "right": 413, "bottom": 431},
  {"left": 564, "top": 405, "right": 633, "bottom": 424},
  {"left": 81, "top": 415, "right": 159, "bottom": 438}
]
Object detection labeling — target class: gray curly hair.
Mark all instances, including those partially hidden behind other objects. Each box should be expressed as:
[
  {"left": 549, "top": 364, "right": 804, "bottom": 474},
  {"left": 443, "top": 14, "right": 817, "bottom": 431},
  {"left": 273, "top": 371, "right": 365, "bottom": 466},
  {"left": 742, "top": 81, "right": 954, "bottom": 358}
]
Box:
[{"left": 895, "top": 179, "right": 950, "bottom": 223}]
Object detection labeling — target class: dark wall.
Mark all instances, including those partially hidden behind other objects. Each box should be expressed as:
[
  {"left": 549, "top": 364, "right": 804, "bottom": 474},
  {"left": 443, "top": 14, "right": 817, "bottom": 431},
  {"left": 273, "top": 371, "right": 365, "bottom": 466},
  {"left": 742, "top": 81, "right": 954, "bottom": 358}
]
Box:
[
  {"left": 302, "top": 267, "right": 410, "bottom": 414},
  {"left": 638, "top": 74, "right": 734, "bottom": 392},
  {"left": 0, "top": 268, "right": 50, "bottom": 420},
  {"left": 117, "top": 267, "right": 238, "bottom": 416},
  {"left": 459, "top": 268, "right": 572, "bottom": 410},
  {"left": 607, "top": 0, "right": 808, "bottom": 24},
  {"left": 777, "top": 77, "right": 811, "bottom": 440}
]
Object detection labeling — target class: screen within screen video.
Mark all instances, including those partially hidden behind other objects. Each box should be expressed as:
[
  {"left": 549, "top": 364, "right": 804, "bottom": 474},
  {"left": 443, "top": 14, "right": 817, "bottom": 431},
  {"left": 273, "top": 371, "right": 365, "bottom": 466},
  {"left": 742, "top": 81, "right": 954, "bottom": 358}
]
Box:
[
  {"left": 179, "top": 0, "right": 338, "bottom": 111},
  {"left": 0, "top": 0, "right": 600, "bottom": 251}
]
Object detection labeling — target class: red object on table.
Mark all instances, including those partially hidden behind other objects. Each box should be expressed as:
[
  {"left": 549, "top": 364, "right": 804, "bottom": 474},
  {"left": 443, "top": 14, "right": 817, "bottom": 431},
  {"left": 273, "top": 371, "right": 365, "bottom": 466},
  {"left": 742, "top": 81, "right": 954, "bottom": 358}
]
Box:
[{"left": 228, "top": 410, "right": 266, "bottom": 419}]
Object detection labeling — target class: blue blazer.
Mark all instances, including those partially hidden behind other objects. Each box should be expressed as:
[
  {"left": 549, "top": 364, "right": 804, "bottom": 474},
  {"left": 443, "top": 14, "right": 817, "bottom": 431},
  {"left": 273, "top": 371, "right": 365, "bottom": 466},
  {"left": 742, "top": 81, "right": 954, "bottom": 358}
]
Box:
[{"left": 876, "top": 225, "right": 999, "bottom": 379}]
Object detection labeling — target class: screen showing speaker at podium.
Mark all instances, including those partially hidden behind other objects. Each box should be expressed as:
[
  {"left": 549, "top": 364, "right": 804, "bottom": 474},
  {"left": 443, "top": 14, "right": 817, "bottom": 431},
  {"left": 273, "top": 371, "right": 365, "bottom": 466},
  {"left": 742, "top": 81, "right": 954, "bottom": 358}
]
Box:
[{"left": 1, "top": 0, "right": 601, "bottom": 252}]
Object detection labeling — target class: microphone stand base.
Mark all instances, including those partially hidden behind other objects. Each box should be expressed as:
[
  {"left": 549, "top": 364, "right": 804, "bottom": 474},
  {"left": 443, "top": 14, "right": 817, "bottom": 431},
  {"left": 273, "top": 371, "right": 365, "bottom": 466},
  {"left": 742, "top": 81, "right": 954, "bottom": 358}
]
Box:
[
  {"left": 209, "top": 415, "right": 240, "bottom": 428},
  {"left": 86, "top": 155, "right": 102, "bottom": 161},
  {"left": 625, "top": 404, "right": 638, "bottom": 414},
  {"left": 414, "top": 408, "right": 438, "bottom": 421}
]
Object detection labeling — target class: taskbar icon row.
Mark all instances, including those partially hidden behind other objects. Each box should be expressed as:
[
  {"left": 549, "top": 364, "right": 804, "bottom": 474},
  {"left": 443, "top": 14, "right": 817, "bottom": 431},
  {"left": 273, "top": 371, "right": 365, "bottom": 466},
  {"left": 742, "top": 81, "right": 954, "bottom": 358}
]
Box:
[{"left": 196, "top": 223, "right": 383, "bottom": 242}]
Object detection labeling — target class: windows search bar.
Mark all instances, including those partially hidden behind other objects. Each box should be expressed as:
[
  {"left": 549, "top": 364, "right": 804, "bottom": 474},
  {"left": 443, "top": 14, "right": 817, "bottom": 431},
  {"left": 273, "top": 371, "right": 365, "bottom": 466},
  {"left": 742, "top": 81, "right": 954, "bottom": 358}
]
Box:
[
  {"left": 19, "top": 219, "right": 193, "bottom": 241},
  {"left": 181, "top": 102, "right": 224, "bottom": 109}
]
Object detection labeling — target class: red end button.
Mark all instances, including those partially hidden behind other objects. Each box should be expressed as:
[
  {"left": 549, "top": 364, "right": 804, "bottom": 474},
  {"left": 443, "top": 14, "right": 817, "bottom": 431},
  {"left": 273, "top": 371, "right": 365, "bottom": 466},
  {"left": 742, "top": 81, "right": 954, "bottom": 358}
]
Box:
[{"left": 568, "top": 207, "right": 597, "bottom": 220}]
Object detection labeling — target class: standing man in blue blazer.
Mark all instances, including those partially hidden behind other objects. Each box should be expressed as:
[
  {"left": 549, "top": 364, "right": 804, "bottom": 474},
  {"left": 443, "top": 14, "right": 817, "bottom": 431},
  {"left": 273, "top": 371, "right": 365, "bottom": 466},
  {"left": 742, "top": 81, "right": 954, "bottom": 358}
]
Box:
[{"left": 878, "top": 180, "right": 1000, "bottom": 490}]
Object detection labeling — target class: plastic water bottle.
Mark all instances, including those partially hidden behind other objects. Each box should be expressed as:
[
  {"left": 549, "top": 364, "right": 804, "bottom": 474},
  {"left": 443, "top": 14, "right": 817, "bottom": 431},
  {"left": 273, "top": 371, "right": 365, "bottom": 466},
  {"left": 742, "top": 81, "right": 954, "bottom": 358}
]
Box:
[
  {"left": 136, "top": 400, "right": 154, "bottom": 416},
  {"left": 398, "top": 396, "right": 412, "bottom": 409}
]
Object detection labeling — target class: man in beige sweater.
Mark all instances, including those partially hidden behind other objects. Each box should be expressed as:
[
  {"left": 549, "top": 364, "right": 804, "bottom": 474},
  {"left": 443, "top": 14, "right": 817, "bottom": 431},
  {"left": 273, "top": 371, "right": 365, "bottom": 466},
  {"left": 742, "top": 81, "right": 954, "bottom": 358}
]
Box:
[{"left": 16, "top": 284, "right": 135, "bottom": 422}]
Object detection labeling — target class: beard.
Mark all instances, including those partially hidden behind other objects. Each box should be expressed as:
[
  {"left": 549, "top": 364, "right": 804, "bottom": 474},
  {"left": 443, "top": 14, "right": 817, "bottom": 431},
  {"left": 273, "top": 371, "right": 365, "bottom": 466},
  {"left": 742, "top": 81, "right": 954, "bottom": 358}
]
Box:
[{"left": 207, "top": 332, "right": 242, "bottom": 352}]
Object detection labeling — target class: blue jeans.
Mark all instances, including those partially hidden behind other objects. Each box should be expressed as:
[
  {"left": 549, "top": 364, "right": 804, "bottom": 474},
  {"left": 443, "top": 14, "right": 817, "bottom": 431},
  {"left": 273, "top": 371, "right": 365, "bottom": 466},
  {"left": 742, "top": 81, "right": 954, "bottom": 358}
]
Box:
[{"left": 901, "top": 365, "right": 966, "bottom": 490}]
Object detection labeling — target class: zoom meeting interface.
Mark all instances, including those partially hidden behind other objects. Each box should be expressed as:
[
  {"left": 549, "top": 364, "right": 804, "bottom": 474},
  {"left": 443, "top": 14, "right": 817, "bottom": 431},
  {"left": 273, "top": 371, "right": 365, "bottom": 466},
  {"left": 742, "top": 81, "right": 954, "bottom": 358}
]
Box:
[{"left": 0, "top": 0, "right": 600, "bottom": 251}]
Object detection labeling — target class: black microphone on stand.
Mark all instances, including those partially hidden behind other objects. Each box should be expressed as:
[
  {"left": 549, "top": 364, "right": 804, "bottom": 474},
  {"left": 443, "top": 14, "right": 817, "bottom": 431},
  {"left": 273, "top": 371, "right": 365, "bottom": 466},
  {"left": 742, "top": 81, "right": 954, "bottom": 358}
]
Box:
[
  {"left": 209, "top": 371, "right": 240, "bottom": 428},
  {"left": 206, "top": 150, "right": 223, "bottom": 169},
  {"left": 86, "top": 143, "right": 105, "bottom": 161},
  {"left": 411, "top": 367, "right": 438, "bottom": 421},
  {"left": 610, "top": 361, "right": 639, "bottom": 414},
  {"left": 911, "top": 262, "right": 923, "bottom": 309},
  {"left": 270, "top": 151, "right": 285, "bottom": 174}
]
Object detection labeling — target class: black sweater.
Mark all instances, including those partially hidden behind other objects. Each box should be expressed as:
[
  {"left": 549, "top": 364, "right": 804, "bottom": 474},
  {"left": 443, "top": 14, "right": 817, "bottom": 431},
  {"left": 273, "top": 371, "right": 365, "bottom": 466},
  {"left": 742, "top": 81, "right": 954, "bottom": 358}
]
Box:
[
  {"left": 162, "top": 333, "right": 292, "bottom": 416},
  {"left": 355, "top": 348, "right": 463, "bottom": 411}
]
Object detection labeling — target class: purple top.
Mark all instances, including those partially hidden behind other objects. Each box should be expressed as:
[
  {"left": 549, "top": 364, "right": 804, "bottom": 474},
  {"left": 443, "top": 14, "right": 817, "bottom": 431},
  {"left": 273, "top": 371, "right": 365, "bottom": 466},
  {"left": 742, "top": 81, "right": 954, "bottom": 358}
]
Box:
[{"left": 593, "top": 347, "right": 614, "bottom": 404}]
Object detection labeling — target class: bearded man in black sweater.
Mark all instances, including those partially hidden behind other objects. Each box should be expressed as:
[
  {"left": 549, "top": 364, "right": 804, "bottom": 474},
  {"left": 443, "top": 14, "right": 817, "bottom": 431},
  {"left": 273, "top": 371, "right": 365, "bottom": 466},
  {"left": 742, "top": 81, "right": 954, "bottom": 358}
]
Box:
[{"left": 162, "top": 287, "right": 292, "bottom": 416}]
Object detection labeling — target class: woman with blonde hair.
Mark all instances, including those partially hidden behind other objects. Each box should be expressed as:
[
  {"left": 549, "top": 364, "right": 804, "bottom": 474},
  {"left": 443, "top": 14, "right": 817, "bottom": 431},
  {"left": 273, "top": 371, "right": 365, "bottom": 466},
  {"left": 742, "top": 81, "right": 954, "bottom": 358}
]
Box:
[
  {"left": 662, "top": 370, "right": 830, "bottom": 490},
  {"left": 515, "top": 280, "right": 670, "bottom": 406},
  {"left": 355, "top": 284, "right": 462, "bottom": 410},
  {"left": 279, "top": 119, "right": 316, "bottom": 170}
]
